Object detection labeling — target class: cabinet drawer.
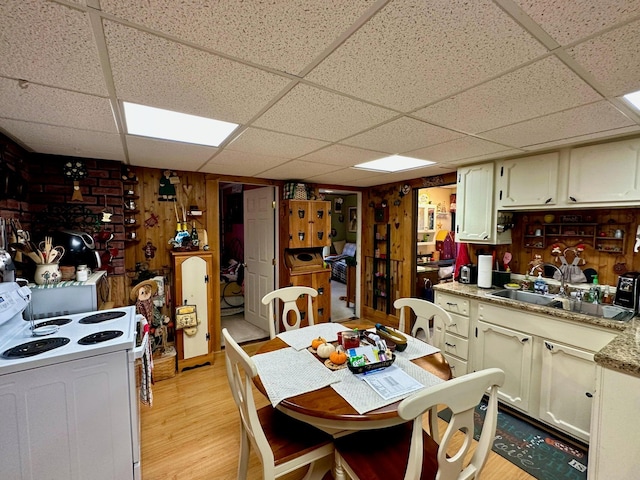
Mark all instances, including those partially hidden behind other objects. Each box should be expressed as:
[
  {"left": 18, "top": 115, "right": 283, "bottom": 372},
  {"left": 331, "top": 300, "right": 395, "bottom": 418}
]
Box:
[
  {"left": 443, "top": 354, "right": 467, "bottom": 378},
  {"left": 435, "top": 292, "right": 469, "bottom": 316},
  {"left": 445, "top": 312, "right": 469, "bottom": 338},
  {"left": 443, "top": 332, "right": 469, "bottom": 360}
]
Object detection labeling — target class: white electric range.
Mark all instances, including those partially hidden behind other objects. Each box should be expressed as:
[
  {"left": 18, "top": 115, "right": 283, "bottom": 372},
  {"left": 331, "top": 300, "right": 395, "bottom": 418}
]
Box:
[{"left": 0, "top": 284, "right": 147, "bottom": 480}]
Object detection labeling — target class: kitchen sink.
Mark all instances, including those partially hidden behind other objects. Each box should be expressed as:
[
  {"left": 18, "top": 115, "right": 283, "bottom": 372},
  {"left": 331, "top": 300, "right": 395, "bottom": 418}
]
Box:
[{"left": 487, "top": 289, "right": 557, "bottom": 306}]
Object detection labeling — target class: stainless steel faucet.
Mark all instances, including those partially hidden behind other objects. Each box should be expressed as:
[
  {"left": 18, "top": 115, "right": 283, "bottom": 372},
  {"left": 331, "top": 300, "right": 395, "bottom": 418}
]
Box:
[{"left": 530, "top": 263, "right": 567, "bottom": 297}]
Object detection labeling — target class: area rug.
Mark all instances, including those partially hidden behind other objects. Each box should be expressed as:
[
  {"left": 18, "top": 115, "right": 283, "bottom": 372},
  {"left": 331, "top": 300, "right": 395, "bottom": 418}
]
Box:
[{"left": 438, "top": 400, "right": 588, "bottom": 480}]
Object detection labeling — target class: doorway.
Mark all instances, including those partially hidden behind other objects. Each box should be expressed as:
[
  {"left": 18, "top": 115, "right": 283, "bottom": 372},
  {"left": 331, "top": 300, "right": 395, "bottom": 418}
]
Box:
[
  {"left": 321, "top": 190, "right": 361, "bottom": 321},
  {"left": 219, "top": 183, "right": 271, "bottom": 344}
]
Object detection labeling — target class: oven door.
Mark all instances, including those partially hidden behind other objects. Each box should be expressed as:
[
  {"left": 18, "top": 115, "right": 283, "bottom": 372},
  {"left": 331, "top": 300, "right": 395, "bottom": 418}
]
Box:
[{"left": 128, "top": 316, "right": 149, "bottom": 480}]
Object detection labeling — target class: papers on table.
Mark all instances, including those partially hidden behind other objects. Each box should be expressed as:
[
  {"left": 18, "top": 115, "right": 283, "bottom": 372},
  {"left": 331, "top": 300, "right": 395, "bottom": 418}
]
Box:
[
  {"left": 361, "top": 365, "right": 424, "bottom": 400},
  {"left": 252, "top": 347, "right": 340, "bottom": 407},
  {"left": 276, "top": 322, "right": 350, "bottom": 350}
]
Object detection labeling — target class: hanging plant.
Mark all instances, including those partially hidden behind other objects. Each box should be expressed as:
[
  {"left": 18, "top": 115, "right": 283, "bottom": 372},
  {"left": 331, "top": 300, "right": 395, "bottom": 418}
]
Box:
[{"left": 63, "top": 160, "right": 88, "bottom": 201}]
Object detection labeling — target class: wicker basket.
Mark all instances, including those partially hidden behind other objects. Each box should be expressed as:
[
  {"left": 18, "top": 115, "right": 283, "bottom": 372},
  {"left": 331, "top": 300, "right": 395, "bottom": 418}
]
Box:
[{"left": 153, "top": 346, "right": 176, "bottom": 381}]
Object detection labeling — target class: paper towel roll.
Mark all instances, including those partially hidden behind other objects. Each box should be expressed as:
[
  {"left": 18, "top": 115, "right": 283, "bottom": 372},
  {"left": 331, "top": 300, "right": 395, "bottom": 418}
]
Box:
[{"left": 477, "top": 255, "right": 493, "bottom": 288}]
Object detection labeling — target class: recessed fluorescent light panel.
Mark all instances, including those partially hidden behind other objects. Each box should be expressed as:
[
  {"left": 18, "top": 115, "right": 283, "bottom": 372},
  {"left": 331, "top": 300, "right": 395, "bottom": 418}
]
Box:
[
  {"left": 353, "top": 155, "right": 434, "bottom": 173},
  {"left": 123, "top": 102, "right": 238, "bottom": 147},
  {"left": 623, "top": 90, "right": 640, "bottom": 111}
]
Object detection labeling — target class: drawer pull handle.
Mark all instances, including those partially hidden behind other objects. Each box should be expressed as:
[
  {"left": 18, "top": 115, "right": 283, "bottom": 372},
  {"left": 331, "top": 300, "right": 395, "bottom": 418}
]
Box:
[
  {"left": 445, "top": 342, "right": 456, "bottom": 348},
  {"left": 446, "top": 302, "right": 457, "bottom": 306},
  {"left": 449, "top": 323, "right": 457, "bottom": 327},
  {"left": 585, "top": 392, "right": 593, "bottom": 398},
  {"left": 521, "top": 338, "right": 529, "bottom": 343}
]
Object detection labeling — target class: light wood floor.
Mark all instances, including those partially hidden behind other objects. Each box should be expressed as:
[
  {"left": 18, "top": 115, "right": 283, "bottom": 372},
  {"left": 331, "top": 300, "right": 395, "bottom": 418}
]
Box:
[{"left": 141, "top": 342, "right": 535, "bottom": 480}]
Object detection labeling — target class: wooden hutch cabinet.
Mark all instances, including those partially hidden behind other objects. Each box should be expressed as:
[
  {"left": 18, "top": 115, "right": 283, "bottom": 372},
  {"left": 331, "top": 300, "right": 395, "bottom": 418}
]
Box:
[
  {"left": 279, "top": 200, "right": 332, "bottom": 324},
  {"left": 171, "top": 251, "right": 215, "bottom": 372}
]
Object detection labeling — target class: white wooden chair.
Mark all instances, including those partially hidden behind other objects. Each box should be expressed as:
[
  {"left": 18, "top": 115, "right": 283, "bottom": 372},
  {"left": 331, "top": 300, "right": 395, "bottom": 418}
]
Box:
[
  {"left": 334, "top": 368, "right": 505, "bottom": 480},
  {"left": 261, "top": 286, "right": 318, "bottom": 339},
  {"left": 222, "top": 328, "right": 334, "bottom": 480},
  {"left": 395, "top": 297, "right": 457, "bottom": 441}
]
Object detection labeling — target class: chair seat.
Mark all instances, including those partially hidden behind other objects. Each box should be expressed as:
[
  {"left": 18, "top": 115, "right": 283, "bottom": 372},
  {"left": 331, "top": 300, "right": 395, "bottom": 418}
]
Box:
[
  {"left": 335, "top": 422, "right": 439, "bottom": 480},
  {"left": 258, "top": 407, "right": 333, "bottom": 467}
]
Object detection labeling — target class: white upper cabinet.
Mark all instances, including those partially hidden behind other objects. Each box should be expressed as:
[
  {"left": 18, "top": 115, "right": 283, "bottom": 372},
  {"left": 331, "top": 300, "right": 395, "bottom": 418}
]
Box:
[
  {"left": 497, "top": 153, "right": 559, "bottom": 208},
  {"left": 567, "top": 138, "right": 640, "bottom": 205},
  {"left": 456, "top": 163, "right": 511, "bottom": 244}
]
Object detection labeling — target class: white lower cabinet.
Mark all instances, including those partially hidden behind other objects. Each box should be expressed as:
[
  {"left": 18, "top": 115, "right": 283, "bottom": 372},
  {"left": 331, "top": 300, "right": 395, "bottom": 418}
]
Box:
[
  {"left": 471, "top": 299, "right": 617, "bottom": 443},
  {"left": 476, "top": 320, "right": 533, "bottom": 411},
  {"left": 539, "top": 340, "right": 595, "bottom": 443},
  {"left": 434, "top": 292, "right": 471, "bottom": 377}
]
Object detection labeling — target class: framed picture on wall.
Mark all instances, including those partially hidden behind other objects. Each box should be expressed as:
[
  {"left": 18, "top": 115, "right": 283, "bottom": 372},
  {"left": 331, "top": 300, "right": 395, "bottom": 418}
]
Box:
[
  {"left": 334, "top": 197, "right": 343, "bottom": 213},
  {"left": 348, "top": 207, "right": 357, "bottom": 232}
]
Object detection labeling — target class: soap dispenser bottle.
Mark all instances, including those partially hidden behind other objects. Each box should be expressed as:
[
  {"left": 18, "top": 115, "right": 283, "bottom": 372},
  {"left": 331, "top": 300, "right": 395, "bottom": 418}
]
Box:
[{"left": 534, "top": 273, "right": 547, "bottom": 294}]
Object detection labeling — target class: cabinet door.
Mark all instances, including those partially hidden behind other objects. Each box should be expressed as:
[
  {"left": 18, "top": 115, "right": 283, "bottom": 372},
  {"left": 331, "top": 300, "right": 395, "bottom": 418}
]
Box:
[
  {"left": 497, "top": 153, "right": 559, "bottom": 207},
  {"left": 456, "top": 164, "right": 494, "bottom": 242},
  {"left": 568, "top": 138, "right": 640, "bottom": 204},
  {"left": 477, "top": 320, "right": 533, "bottom": 412},
  {"left": 290, "top": 270, "right": 331, "bottom": 325},
  {"left": 539, "top": 340, "right": 595, "bottom": 443},
  {"left": 286, "top": 200, "right": 331, "bottom": 248}
]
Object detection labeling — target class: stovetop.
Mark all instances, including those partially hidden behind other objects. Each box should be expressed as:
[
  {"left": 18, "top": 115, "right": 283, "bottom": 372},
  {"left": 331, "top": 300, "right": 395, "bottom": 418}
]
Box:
[{"left": 0, "top": 306, "right": 139, "bottom": 375}]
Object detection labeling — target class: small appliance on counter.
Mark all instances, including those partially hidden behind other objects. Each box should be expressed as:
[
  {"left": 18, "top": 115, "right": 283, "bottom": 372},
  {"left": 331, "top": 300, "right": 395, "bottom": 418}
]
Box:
[
  {"left": 459, "top": 264, "right": 477, "bottom": 284},
  {"left": 53, "top": 230, "right": 101, "bottom": 270},
  {"left": 614, "top": 271, "right": 640, "bottom": 312}
]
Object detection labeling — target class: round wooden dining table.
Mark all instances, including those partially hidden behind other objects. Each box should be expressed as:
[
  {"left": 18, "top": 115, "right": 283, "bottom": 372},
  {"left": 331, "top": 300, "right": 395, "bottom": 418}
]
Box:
[{"left": 253, "top": 319, "right": 452, "bottom": 435}]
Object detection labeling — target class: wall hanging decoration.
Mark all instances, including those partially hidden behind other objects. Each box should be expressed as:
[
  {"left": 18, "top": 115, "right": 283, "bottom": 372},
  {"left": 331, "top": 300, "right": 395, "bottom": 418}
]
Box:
[
  {"left": 399, "top": 184, "right": 410, "bottom": 197},
  {"left": 158, "top": 170, "right": 178, "bottom": 201},
  {"left": 348, "top": 207, "right": 358, "bottom": 232},
  {"left": 334, "top": 197, "right": 343, "bottom": 213},
  {"left": 63, "top": 160, "right": 88, "bottom": 201}
]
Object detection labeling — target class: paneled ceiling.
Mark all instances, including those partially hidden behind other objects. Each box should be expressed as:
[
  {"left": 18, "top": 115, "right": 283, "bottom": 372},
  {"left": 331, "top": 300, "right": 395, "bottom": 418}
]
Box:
[{"left": 2, "top": 0, "right": 640, "bottom": 187}]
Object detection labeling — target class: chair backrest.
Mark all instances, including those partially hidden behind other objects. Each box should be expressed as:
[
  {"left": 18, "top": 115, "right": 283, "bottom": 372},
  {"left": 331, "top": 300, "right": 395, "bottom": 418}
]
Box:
[
  {"left": 261, "top": 286, "right": 318, "bottom": 339},
  {"left": 394, "top": 297, "right": 452, "bottom": 347},
  {"left": 398, "top": 368, "right": 505, "bottom": 480},
  {"left": 222, "top": 328, "right": 275, "bottom": 473}
]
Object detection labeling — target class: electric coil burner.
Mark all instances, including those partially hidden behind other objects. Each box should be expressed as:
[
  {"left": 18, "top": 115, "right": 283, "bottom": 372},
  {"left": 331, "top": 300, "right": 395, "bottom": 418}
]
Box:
[
  {"left": 34, "top": 318, "right": 72, "bottom": 328},
  {"left": 78, "top": 330, "right": 123, "bottom": 345},
  {"left": 2, "top": 337, "right": 71, "bottom": 358},
  {"left": 79, "top": 311, "right": 126, "bottom": 324}
]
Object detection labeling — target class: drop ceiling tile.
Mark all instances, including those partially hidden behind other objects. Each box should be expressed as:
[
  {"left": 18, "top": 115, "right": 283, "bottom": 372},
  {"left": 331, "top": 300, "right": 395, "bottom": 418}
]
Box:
[
  {"left": 308, "top": 167, "right": 388, "bottom": 185},
  {"left": 126, "top": 136, "right": 215, "bottom": 170},
  {"left": 519, "top": 126, "right": 640, "bottom": 151},
  {"left": 0, "top": 78, "right": 117, "bottom": 133},
  {"left": 103, "top": 21, "right": 291, "bottom": 124},
  {"left": 480, "top": 101, "right": 636, "bottom": 148},
  {"left": 226, "top": 128, "right": 328, "bottom": 158},
  {"left": 0, "top": 119, "right": 124, "bottom": 160},
  {"left": 341, "top": 117, "right": 464, "bottom": 153},
  {"left": 253, "top": 84, "right": 396, "bottom": 141},
  {"left": 566, "top": 20, "right": 640, "bottom": 96},
  {"left": 414, "top": 56, "right": 602, "bottom": 133},
  {"left": 0, "top": 0, "right": 107, "bottom": 96},
  {"left": 258, "top": 159, "right": 344, "bottom": 181},
  {"left": 200, "top": 149, "right": 289, "bottom": 176},
  {"left": 514, "top": 0, "right": 640, "bottom": 46},
  {"left": 299, "top": 144, "right": 387, "bottom": 167},
  {"left": 100, "top": 0, "right": 373, "bottom": 75},
  {"left": 305, "top": 0, "right": 547, "bottom": 111},
  {"left": 406, "top": 136, "right": 522, "bottom": 163}
]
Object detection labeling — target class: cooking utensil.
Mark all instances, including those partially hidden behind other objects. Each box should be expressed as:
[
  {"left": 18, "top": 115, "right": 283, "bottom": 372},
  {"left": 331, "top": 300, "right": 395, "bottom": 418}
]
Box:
[{"left": 47, "top": 246, "right": 65, "bottom": 264}]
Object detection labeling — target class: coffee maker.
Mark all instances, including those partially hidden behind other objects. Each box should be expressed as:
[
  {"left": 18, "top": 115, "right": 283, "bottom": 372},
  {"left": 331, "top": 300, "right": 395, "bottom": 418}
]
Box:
[{"left": 614, "top": 272, "right": 640, "bottom": 312}]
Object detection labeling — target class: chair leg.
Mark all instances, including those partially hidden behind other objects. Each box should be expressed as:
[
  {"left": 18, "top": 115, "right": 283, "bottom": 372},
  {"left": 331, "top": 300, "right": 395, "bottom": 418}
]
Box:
[
  {"left": 238, "top": 427, "right": 250, "bottom": 479},
  {"left": 300, "top": 454, "right": 335, "bottom": 480},
  {"left": 333, "top": 452, "right": 347, "bottom": 480}
]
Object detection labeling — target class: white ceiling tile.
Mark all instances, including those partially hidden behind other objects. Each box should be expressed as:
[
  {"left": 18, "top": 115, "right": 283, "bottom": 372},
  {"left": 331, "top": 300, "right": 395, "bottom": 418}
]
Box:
[
  {"left": 0, "top": 78, "right": 117, "bottom": 132},
  {"left": 406, "top": 136, "right": 522, "bottom": 163},
  {"left": 566, "top": 20, "right": 640, "bottom": 96},
  {"left": 258, "top": 159, "right": 344, "bottom": 181},
  {"left": 226, "top": 128, "right": 328, "bottom": 158},
  {"left": 0, "top": 118, "right": 124, "bottom": 160},
  {"left": 341, "top": 117, "right": 464, "bottom": 154},
  {"left": 126, "top": 136, "right": 215, "bottom": 170},
  {"left": 514, "top": 0, "right": 640, "bottom": 46},
  {"left": 414, "top": 56, "right": 602, "bottom": 133},
  {"left": 0, "top": 0, "right": 107, "bottom": 96},
  {"left": 100, "top": 0, "right": 373, "bottom": 75},
  {"left": 519, "top": 126, "right": 640, "bottom": 151},
  {"left": 253, "top": 84, "right": 396, "bottom": 141},
  {"left": 299, "top": 144, "right": 387, "bottom": 167},
  {"left": 305, "top": 0, "right": 547, "bottom": 111},
  {"left": 480, "top": 101, "right": 636, "bottom": 147},
  {"left": 103, "top": 21, "right": 291, "bottom": 124},
  {"left": 200, "top": 149, "right": 289, "bottom": 176}
]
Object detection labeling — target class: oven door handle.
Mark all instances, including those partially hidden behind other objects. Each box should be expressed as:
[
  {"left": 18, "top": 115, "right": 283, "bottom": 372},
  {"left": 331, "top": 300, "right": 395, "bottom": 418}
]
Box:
[{"left": 132, "top": 331, "right": 149, "bottom": 361}]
